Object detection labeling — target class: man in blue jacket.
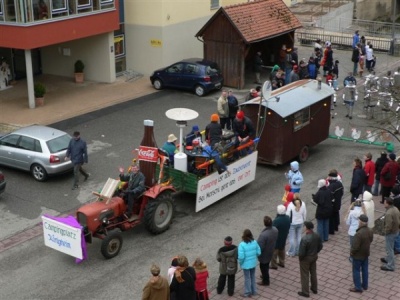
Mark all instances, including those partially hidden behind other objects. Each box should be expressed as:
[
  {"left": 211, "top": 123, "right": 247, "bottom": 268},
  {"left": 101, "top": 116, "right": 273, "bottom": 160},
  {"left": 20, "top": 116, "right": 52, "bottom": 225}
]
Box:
[{"left": 66, "top": 131, "right": 89, "bottom": 190}]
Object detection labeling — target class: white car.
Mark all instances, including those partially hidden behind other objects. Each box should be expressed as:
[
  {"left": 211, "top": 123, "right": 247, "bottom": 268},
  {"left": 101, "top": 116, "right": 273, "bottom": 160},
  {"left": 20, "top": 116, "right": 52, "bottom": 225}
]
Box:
[{"left": 0, "top": 125, "right": 74, "bottom": 181}]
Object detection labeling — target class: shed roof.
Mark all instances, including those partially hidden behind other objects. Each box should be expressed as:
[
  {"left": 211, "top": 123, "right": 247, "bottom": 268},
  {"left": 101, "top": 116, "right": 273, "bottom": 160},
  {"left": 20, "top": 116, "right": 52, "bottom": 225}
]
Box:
[
  {"left": 242, "top": 80, "right": 334, "bottom": 118},
  {"left": 196, "top": 0, "right": 302, "bottom": 43}
]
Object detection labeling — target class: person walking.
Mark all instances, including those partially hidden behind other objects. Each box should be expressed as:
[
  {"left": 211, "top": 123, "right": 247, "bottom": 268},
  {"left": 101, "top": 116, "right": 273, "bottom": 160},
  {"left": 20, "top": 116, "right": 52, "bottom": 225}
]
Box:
[
  {"left": 216, "top": 236, "right": 238, "bottom": 296},
  {"left": 380, "top": 153, "right": 399, "bottom": 204},
  {"left": 227, "top": 90, "right": 238, "bottom": 131},
  {"left": 327, "top": 170, "right": 344, "bottom": 234},
  {"left": 254, "top": 51, "right": 263, "bottom": 84},
  {"left": 312, "top": 179, "right": 333, "bottom": 242},
  {"left": 142, "top": 263, "right": 170, "bottom": 300},
  {"left": 363, "top": 152, "right": 375, "bottom": 193},
  {"left": 217, "top": 90, "right": 229, "bottom": 130},
  {"left": 192, "top": 258, "right": 209, "bottom": 300},
  {"left": 298, "top": 221, "right": 323, "bottom": 298},
  {"left": 170, "top": 255, "right": 196, "bottom": 300},
  {"left": 271, "top": 205, "right": 291, "bottom": 269},
  {"left": 286, "top": 195, "right": 307, "bottom": 256},
  {"left": 350, "top": 158, "right": 366, "bottom": 202},
  {"left": 65, "top": 131, "right": 89, "bottom": 190},
  {"left": 373, "top": 151, "right": 388, "bottom": 196},
  {"left": 238, "top": 229, "right": 261, "bottom": 298},
  {"left": 257, "top": 216, "right": 278, "bottom": 286},
  {"left": 349, "top": 214, "right": 373, "bottom": 293},
  {"left": 285, "top": 161, "right": 303, "bottom": 193},
  {"left": 380, "top": 197, "right": 400, "bottom": 271}
]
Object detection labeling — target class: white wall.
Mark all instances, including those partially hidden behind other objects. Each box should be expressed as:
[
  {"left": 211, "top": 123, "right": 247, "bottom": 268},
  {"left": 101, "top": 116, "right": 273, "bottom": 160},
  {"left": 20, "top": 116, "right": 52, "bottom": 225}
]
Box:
[{"left": 42, "top": 32, "right": 116, "bottom": 83}]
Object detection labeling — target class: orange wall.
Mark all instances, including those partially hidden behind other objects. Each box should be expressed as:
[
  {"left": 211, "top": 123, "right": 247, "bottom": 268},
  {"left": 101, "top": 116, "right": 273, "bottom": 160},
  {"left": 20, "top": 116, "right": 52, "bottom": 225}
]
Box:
[{"left": 0, "top": 11, "right": 119, "bottom": 49}]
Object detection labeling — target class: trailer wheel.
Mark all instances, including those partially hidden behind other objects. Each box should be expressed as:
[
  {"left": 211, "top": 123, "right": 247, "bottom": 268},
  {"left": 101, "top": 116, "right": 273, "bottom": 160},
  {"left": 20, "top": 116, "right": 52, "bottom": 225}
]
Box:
[
  {"left": 144, "top": 194, "right": 175, "bottom": 234},
  {"left": 298, "top": 146, "right": 309, "bottom": 163},
  {"left": 100, "top": 230, "right": 123, "bottom": 259}
]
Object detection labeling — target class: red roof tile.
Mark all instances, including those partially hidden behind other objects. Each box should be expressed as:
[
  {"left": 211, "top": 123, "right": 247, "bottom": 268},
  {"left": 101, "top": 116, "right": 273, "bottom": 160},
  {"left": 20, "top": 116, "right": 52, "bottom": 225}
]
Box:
[{"left": 223, "top": 0, "right": 302, "bottom": 43}]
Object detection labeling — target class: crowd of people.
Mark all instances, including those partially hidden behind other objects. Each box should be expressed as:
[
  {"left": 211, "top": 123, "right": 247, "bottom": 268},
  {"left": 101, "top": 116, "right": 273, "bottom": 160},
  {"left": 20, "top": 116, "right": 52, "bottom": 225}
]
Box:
[{"left": 140, "top": 149, "right": 400, "bottom": 299}]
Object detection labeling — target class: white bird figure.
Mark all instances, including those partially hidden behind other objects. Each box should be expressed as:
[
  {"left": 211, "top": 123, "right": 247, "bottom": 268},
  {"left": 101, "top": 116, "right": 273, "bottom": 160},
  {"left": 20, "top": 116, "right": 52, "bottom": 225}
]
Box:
[
  {"left": 366, "top": 130, "right": 376, "bottom": 143},
  {"left": 351, "top": 128, "right": 361, "bottom": 140},
  {"left": 334, "top": 126, "right": 344, "bottom": 137}
]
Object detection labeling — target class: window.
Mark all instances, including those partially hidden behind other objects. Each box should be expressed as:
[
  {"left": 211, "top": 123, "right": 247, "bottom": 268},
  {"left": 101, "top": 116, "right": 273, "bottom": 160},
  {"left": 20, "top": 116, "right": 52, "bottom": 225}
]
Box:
[
  {"left": 184, "top": 64, "right": 198, "bottom": 75},
  {"left": 210, "top": 0, "right": 219, "bottom": 9},
  {"left": 167, "top": 63, "right": 183, "bottom": 74},
  {"left": 0, "top": 134, "right": 20, "bottom": 148},
  {"left": 47, "top": 134, "right": 70, "bottom": 153},
  {"left": 293, "top": 107, "right": 310, "bottom": 132},
  {"left": 19, "top": 136, "right": 38, "bottom": 151}
]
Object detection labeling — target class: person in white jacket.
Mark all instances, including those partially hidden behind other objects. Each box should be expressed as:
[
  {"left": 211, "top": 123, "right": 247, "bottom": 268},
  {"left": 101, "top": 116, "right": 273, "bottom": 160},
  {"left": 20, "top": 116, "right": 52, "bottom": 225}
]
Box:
[
  {"left": 286, "top": 195, "right": 307, "bottom": 256},
  {"left": 362, "top": 191, "right": 375, "bottom": 229}
]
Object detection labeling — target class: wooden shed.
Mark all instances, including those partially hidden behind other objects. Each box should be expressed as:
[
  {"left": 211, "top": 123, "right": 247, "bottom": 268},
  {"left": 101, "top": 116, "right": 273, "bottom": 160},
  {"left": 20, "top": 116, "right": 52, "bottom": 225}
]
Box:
[
  {"left": 195, "top": 0, "right": 302, "bottom": 89},
  {"left": 240, "top": 79, "right": 334, "bottom": 165}
]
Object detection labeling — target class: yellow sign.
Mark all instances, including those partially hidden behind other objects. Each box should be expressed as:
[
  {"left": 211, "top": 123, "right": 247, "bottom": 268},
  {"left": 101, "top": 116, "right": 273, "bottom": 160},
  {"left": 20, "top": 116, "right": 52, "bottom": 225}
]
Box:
[{"left": 150, "top": 39, "right": 162, "bottom": 47}]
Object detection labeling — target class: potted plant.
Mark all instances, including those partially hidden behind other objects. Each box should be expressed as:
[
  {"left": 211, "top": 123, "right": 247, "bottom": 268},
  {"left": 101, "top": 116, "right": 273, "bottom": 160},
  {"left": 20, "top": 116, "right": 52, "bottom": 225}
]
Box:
[
  {"left": 34, "top": 82, "right": 46, "bottom": 106},
  {"left": 74, "top": 60, "right": 85, "bottom": 83}
]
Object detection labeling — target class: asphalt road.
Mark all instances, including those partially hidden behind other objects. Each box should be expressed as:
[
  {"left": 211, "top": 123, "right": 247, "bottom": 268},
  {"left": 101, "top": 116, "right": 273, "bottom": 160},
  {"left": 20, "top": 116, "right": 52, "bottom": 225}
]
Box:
[{"left": 0, "top": 74, "right": 397, "bottom": 298}]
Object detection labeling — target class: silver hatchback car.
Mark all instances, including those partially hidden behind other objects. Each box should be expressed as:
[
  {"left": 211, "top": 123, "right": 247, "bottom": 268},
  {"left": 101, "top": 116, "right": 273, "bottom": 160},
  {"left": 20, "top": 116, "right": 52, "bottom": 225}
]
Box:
[{"left": 0, "top": 125, "right": 74, "bottom": 181}]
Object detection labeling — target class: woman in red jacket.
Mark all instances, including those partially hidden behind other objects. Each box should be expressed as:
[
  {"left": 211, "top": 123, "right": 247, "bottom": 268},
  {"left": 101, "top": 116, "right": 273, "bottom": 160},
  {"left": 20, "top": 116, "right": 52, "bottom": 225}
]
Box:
[
  {"left": 380, "top": 153, "right": 400, "bottom": 203},
  {"left": 363, "top": 152, "right": 376, "bottom": 193},
  {"left": 193, "top": 258, "right": 209, "bottom": 300}
]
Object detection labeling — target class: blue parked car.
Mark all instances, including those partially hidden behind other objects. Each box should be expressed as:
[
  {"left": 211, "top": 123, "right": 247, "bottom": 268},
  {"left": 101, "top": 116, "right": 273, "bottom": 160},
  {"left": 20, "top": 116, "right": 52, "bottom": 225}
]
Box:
[{"left": 150, "top": 58, "right": 224, "bottom": 96}]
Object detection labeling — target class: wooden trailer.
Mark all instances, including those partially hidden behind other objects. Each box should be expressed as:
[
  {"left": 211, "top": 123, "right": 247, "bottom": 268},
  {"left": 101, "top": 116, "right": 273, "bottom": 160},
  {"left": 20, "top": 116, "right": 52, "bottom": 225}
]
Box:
[{"left": 241, "top": 79, "right": 334, "bottom": 165}]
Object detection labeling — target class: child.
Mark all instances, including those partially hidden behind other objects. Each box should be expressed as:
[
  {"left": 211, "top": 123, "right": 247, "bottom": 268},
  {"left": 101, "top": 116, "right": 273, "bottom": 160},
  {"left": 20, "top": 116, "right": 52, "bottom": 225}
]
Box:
[
  {"left": 193, "top": 257, "right": 209, "bottom": 300},
  {"left": 167, "top": 257, "right": 178, "bottom": 284},
  {"left": 359, "top": 54, "right": 365, "bottom": 77},
  {"left": 216, "top": 236, "right": 238, "bottom": 296},
  {"left": 308, "top": 56, "right": 317, "bottom": 79},
  {"left": 282, "top": 184, "right": 291, "bottom": 204},
  {"left": 332, "top": 59, "right": 339, "bottom": 79},
  {"left": 326, "top": 70, "right": 333, "bottom": 85}
]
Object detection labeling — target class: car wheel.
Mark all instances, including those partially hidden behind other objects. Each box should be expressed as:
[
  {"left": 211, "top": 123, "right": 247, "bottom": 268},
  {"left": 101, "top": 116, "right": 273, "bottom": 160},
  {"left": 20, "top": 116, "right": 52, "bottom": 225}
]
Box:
[
  {"left": 31, "top": 164, "right": 48, "bottom": 182},
  {"left": 194, "top": 85, "right": 206, "bottom": 97},
  {"left": 153, "top": 79, "right": 163, "bottom": 90}
]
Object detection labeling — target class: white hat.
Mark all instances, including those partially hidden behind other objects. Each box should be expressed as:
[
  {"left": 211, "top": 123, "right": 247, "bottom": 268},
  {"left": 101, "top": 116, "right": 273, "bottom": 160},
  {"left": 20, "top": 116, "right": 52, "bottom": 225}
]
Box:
[
  {"left": 325, "top": 41, "right": 331, "bottom": 47},
  {"left": 167, "top": 134, "right": 177, "bottom": 143},
  {"left": 317, "top": 179, "right": 326, "bottom": 188}
]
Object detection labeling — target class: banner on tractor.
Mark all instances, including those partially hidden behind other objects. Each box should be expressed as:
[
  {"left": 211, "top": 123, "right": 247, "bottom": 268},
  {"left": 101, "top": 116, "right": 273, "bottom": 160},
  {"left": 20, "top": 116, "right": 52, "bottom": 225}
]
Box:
[
  {"left": 196, "top": 151, "right": 257, "bottom": 212},
  {"left": 42, "top": 215, "right": 86, "bottom": 262}
]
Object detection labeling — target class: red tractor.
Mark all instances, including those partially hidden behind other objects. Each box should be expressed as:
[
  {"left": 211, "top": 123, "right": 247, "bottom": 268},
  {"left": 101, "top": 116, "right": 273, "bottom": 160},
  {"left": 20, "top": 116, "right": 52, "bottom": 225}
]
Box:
[{"left": 76, "top": 120, "right": 175, "bottom": 259}]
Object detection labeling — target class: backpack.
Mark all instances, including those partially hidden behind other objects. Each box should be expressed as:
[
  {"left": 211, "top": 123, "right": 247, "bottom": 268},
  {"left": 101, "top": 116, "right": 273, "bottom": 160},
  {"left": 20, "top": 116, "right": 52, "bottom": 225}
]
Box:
[{"left": 225, "top": 256, "right": 237, "bottom": 275}]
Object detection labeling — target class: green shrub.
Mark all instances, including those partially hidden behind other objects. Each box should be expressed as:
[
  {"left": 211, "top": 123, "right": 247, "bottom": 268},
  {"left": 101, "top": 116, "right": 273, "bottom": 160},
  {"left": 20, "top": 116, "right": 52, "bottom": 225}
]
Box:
[
  {"left": 34, "top": 83, "right": 46, "bottom": 97},
  {"left": 74, "top": 60, "right": 85, "bottom": 73}
]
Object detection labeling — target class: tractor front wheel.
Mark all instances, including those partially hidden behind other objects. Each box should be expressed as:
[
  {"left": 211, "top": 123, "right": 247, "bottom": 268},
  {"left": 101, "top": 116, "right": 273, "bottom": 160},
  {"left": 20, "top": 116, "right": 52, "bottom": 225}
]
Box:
[
  {"left": 100, "top": 230, "right": 123, "bottom": 259},
  {"left": 144, "top": 194, "right": 175, "bottom": 234}
]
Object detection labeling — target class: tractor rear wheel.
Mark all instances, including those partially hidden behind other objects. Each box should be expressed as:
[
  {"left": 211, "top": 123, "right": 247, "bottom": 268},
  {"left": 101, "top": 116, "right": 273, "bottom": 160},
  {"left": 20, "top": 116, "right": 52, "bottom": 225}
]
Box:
[
  {"left": 144, "top": 194, "right": 175, "bottom": 234},
  {"left": 100, "top": 230, "right": 123, "bottom": 259}
]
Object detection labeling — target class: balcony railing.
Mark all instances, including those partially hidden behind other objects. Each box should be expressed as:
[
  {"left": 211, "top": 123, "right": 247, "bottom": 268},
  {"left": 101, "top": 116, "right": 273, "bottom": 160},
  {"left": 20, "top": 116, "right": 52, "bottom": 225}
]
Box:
[{"left": 0, "top": 0, "right": 114, "bottom": 24}]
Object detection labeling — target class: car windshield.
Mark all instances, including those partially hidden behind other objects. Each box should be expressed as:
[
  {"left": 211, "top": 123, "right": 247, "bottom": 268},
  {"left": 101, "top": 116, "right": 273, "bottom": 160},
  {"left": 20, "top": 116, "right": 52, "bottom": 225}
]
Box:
[
  {"left": 205, "top": 64, "right": 220, "bottom": 76},
  {"left": 47, "top": 134, "right": 71, "bottom": 153}
]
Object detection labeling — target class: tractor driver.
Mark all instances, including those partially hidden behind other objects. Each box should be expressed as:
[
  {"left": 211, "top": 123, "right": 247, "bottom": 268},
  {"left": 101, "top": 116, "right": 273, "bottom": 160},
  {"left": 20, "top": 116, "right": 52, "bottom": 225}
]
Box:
[{"left": 119, "top": 163, "right": 146, "bottom": 220}]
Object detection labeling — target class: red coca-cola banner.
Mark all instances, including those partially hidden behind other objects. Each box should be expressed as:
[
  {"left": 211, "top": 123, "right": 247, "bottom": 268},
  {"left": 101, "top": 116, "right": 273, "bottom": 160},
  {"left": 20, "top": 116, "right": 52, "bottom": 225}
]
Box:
[{"left": 138, "top": 146, "right": 158, "bottom": 162}]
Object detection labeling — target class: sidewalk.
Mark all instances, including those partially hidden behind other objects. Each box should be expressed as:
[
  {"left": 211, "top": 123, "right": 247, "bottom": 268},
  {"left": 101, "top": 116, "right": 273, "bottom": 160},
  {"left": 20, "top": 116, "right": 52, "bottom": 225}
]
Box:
[{"left": 209, "top": 195, "right": 399, "bottom": 300}]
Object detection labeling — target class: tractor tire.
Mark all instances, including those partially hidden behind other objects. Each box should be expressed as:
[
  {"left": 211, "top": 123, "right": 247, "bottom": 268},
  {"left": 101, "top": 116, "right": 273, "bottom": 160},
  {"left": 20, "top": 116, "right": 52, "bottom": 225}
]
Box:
[
  {"left": 100, "top": 230, "right": 123, "bottom": 259},
  {"left": 144, "top": 194, "right": 175, "bottom": 234}
]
